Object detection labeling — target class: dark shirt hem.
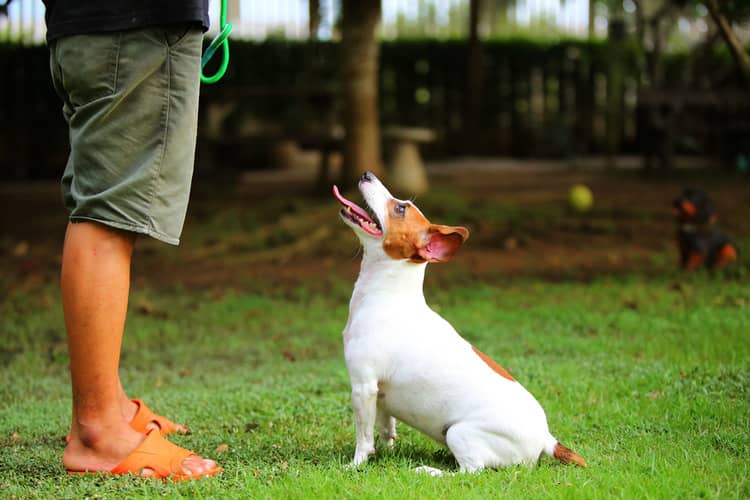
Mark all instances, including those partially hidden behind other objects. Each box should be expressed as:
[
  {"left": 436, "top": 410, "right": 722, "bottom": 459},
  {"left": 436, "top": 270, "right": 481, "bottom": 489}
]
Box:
[{"left": 42, "top": 1, "right": 210, "bottom": 43}]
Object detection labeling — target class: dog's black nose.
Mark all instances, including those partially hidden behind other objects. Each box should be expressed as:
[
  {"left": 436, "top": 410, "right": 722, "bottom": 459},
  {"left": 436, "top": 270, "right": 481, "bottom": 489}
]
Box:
[{"left": 361, "top": 171, "right": 373, "bottom": 183}]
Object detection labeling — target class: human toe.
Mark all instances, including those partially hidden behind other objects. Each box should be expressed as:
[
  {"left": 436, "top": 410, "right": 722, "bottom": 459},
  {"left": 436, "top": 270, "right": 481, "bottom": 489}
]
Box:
[{"left": 180, "top": 455, "right": 217, "bottom": 476}]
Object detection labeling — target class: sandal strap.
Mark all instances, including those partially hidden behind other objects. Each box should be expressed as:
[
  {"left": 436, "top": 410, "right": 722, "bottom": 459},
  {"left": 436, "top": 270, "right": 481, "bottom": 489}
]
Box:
[{"left": 130, "top": 399, "right": 181, "bottom": 434}]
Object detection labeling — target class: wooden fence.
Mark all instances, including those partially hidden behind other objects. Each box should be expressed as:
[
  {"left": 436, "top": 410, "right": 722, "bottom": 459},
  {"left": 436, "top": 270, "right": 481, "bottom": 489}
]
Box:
[{"left": 1, "top": 39, "right": 748, "bottom": 177}]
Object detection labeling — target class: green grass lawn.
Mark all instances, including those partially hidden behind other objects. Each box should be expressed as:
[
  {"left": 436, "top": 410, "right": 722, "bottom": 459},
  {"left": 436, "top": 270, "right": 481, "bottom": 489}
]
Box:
[{"left": 1, "top": 273, "right": 748, "bottom": 498}]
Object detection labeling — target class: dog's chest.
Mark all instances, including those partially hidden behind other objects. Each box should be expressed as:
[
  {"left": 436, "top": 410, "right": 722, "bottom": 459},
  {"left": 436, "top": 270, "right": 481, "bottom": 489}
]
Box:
[
  {"left": 346, "top": 291, "right": 426, "bottom": 336},
  {"left": 344, "top": 295, "right": 444, "bottom": 347},
  {"left": 343, "top": 300, "right": 467, "bottom": 385}
]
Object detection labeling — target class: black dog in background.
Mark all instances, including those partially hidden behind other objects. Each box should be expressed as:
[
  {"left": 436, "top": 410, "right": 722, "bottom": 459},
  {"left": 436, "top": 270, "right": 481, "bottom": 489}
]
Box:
[{"left": 672, "top": 188, "right": 738, "bottom": 271}]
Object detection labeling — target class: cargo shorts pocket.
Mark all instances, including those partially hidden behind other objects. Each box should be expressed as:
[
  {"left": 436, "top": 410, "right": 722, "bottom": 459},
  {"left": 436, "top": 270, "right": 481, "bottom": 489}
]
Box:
[
  {"left": 141, "top": 22, "right": 202, "bottom": 49},
  {"left": 54, "top": 32, "right": 121, "bottom": 109},
  {"left": 165, "top": 22, "right": 201, "bottom": 47}
]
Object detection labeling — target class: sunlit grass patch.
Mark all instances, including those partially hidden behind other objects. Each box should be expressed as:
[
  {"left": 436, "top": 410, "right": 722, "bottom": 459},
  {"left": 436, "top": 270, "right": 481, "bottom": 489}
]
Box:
[{"left": 1, "top": 274, "right": 748, "bottom": 498}]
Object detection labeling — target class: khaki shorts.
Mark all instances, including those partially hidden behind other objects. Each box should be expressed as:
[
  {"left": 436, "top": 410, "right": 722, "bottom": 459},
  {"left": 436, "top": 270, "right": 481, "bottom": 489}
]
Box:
[{"left": 49, "top": 24, "right": 202, "bottom": 245}]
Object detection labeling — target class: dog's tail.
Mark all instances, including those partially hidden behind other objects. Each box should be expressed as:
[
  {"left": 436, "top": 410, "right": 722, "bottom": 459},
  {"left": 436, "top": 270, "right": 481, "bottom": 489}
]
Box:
[{"left": 545, "top": 437, "right": 587, "bottom": 468}]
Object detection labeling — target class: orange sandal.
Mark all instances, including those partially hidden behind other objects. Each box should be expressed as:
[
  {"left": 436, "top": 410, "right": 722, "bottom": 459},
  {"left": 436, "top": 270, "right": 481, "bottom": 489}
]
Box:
[
  {"left": 65, "top": 399, "right": 188, "bottom": 443},
  {"left": 129, "top": 399, "right": 189, "bottom": 435},
  {"left": 67, "top": 429, "right": 222, "bottom": 480}
]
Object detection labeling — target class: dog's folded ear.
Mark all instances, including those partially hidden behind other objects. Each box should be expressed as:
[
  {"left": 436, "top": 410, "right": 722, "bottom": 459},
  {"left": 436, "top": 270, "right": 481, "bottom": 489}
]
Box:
[{"left": 417, "top": 225, "right": 470, "bottom": 263}]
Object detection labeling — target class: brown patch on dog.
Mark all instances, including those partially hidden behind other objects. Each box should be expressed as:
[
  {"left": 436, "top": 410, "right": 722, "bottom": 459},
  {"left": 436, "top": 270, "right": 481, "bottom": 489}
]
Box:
[
  {"left": 382, "top": 199, "right": 432, "bottom": 261},
  {"left": 472, "top": 346, "right": 516, "bottom": 382},
  {"left": 382, "top": 200, "right": 469, "bottom": 263},
  {"left": 716, "top": 243, "right": 738, "bottom": 268},
  {"left": 553, "top": 443, "right": 587, "bottom": 468},
  {"left": 680, "top": 200, "right": 697, "bottom": 217}
]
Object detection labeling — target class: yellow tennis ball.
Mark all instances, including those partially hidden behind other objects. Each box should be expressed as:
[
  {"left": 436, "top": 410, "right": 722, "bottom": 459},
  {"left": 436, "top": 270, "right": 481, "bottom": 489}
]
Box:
[{"left": 569, "top": 184, "right": 593, "bottom": 212}]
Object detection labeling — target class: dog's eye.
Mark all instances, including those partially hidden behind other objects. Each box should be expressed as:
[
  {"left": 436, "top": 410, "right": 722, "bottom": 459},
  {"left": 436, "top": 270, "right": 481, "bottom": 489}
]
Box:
[{"left": 394, "top": 203, "right": 408, "bottom": 217}]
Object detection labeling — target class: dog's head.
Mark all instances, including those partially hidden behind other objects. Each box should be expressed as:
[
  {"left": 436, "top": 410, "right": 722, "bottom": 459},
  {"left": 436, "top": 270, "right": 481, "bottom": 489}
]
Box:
[
  {"left": 334, "top": 172, "right": 469, "bottom": 263},
  {"left": 673, "top": 188, "right": 716, "bottom": 225}
]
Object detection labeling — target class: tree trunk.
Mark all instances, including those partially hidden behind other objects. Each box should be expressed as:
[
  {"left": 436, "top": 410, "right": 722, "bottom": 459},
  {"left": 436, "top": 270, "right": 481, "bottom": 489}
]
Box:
[
  {"left": 340, "top": 0, "right": 383, "bottom": 187},
  {"left": 705, "top": 0, "right": 750, "bottom": 86},
  {"left": 309, "top": 0, "right": 321, "bottom": 40},
  {"left": 464, "top": 0, "right": 483, "bottom": 152},
  {"left": 606, "top": 14, "right": 626, "bottom": 169}
]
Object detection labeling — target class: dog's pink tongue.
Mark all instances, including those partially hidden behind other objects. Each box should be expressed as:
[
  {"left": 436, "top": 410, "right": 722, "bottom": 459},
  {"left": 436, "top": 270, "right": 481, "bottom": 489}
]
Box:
[{"left": 332, "top": 185, "right": 374, "bottom": 223}]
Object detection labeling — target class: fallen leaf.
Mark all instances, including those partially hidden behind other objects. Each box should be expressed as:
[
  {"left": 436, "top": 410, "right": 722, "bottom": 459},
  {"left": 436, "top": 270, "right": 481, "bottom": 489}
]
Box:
[
  {"left": 607, "top": 253, "right": 620, "bottom": 264},
  {"left": 216, "top": 443, "right": 229, "bottom": 452},
  {"left": 13, "top": 241, "right": 29, "bottom": 257},
  {"left": 136, "top": 302, "right": 154, "bottom": 315},
  {"left": 623, "top": 299, "right": 638, "bottom": 310},
  {"left": 136, "top": 302, "right": 168, "bottom": 318}
]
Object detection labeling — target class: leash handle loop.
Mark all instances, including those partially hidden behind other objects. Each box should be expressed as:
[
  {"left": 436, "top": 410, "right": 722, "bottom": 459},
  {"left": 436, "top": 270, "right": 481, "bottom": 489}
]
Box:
[{"left": 200, "top": 0, "right": 231, "bottom": 84}]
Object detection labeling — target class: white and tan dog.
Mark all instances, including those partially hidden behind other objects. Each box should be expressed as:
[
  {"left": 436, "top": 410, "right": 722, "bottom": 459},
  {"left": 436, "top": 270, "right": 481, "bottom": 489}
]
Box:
[{"left": 333, "top": 172, "right": 586, "bottom": 475}]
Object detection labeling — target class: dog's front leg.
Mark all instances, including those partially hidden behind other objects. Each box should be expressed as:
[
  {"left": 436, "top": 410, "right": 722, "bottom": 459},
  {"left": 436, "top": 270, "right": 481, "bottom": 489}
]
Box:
[{"left": 350, "top": 380, "right": 379, "bottom": 467}]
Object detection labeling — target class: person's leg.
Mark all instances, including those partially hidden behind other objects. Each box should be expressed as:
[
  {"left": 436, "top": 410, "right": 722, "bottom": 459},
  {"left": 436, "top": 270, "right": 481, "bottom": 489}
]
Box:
[{"left": 60, "top": 221, "right": 213, "bottom": 475}]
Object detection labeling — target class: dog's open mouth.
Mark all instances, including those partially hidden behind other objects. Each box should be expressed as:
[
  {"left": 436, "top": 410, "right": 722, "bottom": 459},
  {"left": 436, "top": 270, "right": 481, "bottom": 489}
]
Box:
[{"left": 333, "top": 185, "right": 383, "bottom": 237}]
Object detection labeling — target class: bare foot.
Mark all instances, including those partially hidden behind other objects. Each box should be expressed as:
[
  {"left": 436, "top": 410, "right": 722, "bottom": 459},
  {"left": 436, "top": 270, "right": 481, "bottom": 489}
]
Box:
[{"left": 63, "top": 422, "right": 215, "bottom": 476}]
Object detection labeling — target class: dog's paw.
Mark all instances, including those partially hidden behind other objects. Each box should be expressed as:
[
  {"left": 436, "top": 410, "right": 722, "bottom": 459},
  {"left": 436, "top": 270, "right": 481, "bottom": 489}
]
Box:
[
  {"left": 414, "top": 466, "right": 447, "bottom": 477},
  {"left": 347, "top": 448, "right": 375, "bottom": 469},
  {"left": 379, "top": 433, "right": 397, "bottom": 448}
]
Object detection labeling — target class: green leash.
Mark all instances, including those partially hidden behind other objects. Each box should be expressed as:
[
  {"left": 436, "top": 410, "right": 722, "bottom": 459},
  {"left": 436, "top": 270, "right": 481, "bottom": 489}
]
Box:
[{"left": 200, "top": 0, "right": 232, "bottom": 84}]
